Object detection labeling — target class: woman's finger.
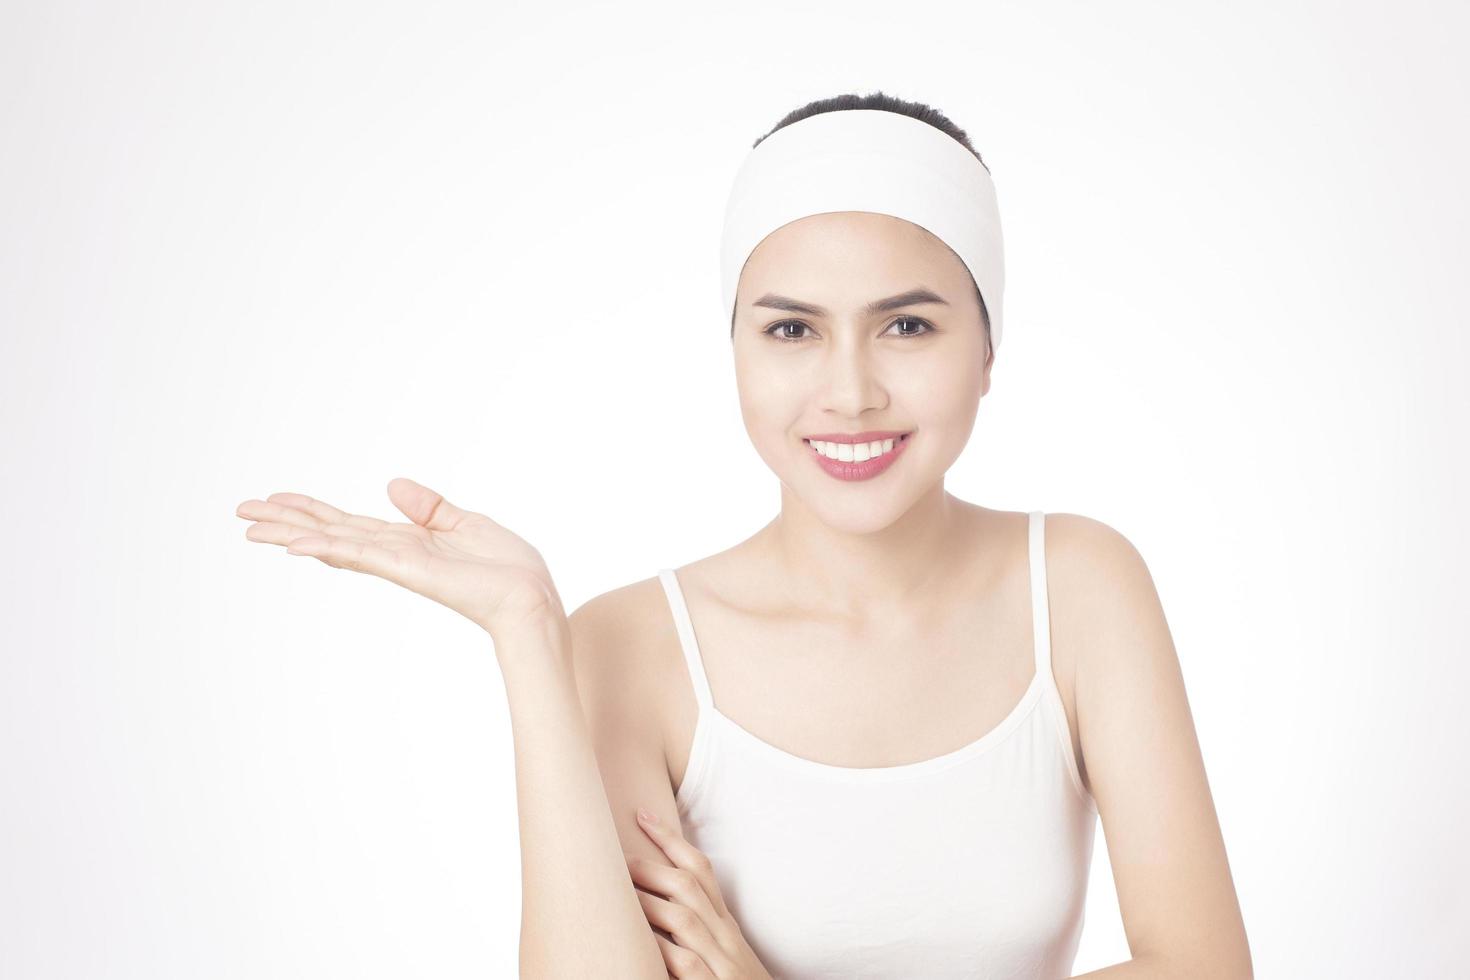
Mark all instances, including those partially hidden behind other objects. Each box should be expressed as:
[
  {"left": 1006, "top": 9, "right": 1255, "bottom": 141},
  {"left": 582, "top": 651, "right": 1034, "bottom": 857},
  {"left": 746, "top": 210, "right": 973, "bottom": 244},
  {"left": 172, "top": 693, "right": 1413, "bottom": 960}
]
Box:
[
  {"left": 636, "top": 808, "right": 731, "bottom": 918},
  {"left": 627, "top": 857, "right": 724, "bottom": 928},
  {"left": 236, "top": 498, "right": 330, "bottom": 532},
  {"left": 386, "top": 477, "right": 484, "bottom": 532},
  {"left": 645, "top": 905, "right": 718, "bottom": 978},
  {"left": 263, "top": 492, "right": 388, "bottom": 532},
  {"left": 283, "top": 531, "right": 419, "bottom": 586},
  {"left": 243, "top": 519, "right": 371, "bottom": 551}
]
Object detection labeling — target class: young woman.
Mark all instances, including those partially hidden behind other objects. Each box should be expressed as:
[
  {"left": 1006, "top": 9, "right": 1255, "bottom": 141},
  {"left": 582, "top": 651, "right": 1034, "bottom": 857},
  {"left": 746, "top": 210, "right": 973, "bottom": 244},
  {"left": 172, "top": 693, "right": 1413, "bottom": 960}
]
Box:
[{"left": 236, "top": 93, "right": 1251, "bottom": 979}]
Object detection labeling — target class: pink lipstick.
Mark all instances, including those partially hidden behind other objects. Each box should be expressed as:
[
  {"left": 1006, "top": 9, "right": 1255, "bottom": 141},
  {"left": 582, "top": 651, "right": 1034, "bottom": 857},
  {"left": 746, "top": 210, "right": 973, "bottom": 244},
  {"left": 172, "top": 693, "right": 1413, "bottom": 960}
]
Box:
[{"left": 802, "top": 431, "right": 912, "bottom": 482}]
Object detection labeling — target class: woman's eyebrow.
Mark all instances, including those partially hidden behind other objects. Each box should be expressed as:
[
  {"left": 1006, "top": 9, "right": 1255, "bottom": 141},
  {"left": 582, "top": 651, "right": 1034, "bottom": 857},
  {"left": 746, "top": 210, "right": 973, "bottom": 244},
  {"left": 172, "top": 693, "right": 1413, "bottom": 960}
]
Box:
[{"left": 750, "top": 287, "right": 950, "bottom": 318}]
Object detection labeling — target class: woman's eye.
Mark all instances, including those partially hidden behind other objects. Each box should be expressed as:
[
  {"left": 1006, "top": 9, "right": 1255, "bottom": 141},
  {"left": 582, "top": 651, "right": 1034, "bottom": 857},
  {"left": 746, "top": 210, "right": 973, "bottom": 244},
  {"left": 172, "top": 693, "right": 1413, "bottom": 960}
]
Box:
[
  {"left": 763, "top": 320, "right": 813, "bottom": 343},
  {"left": 763, "top": 316, "right": 934, "bottom": 343},
  {"left": 887, "top": 315, "right": 934, "bottom": 337}
]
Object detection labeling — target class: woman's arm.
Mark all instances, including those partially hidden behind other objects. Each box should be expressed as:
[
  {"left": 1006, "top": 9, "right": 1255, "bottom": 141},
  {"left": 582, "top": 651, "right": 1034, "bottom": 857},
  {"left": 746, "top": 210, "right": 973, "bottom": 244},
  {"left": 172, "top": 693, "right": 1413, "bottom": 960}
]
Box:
[
  {"left": 496, "top": 612, "right": 669, "bottom": 980},
  {"left": 1050, "top": 514, "right": 1253, "bottom": 980},
  {"left": 235, "top": 482, "right": 668, "bottom": 980}
]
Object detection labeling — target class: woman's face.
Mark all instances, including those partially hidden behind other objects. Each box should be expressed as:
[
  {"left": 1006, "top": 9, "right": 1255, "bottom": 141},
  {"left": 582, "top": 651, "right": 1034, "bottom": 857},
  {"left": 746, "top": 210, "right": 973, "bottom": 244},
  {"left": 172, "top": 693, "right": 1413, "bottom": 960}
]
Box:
[{"left": 731, "top": 211, "right": 993, "bottom": 533}]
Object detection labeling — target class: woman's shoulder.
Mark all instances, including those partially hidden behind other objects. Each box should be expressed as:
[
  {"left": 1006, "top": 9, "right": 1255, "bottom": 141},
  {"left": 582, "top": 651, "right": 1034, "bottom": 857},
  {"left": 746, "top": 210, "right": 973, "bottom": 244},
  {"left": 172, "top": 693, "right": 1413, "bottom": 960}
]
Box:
[
  {"left": 1042, "top": 511, "right": 1167, "bottom": 697},
  {"left": 566, "top": 572, "right": 682, "bottom": 664},
  {"left": 1041, "top": 511, "right": 1153, "bottom": 588},
  {"left": 563, "top": 573, "right": 692, "bottom": 768},
  {"left": 564, "top": 556, "right": 740, "bottom": 689},
  {"left": 565, "top": 563, "right": 737, "bottom": 781}
]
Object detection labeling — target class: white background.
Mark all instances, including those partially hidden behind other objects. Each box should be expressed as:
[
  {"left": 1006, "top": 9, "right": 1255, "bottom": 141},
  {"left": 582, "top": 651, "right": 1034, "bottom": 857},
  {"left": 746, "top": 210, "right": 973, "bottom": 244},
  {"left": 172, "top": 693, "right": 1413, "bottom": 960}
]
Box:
[{"left": 3, "top": 1, "right": 1467, "bottom": 977}]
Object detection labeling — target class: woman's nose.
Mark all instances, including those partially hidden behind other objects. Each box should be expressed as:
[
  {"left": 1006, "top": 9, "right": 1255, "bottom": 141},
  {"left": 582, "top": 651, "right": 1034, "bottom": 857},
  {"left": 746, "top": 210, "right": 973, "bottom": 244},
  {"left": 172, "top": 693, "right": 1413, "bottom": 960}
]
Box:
[{"left": 814, "top": 343, "right": 887, "bottom": 416}]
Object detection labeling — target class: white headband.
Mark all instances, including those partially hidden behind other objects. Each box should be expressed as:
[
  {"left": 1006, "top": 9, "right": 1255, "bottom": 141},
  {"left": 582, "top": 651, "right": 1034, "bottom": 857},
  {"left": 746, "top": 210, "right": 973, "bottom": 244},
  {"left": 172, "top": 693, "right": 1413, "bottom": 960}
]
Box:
[{"left": 719, "top": 108, "right": 1005, "bottom": 352}]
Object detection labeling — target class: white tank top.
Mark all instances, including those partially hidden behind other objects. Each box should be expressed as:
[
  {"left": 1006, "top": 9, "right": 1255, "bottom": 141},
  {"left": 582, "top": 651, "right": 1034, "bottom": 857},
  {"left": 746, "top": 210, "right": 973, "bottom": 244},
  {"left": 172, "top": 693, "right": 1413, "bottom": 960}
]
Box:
[{"left": 656, "top": 511, "right": 1098, "bottom": 980}]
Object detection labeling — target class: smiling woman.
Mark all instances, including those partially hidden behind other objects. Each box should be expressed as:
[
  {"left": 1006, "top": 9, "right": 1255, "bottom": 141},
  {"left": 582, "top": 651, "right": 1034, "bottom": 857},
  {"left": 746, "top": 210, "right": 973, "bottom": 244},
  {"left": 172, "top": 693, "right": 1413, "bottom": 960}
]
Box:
[
  {"left": 237, "top": 89, "right": 1252, "bottom": 980},
  {"left": 578, "top": 90, "right": 1252, "bottom": 980}
]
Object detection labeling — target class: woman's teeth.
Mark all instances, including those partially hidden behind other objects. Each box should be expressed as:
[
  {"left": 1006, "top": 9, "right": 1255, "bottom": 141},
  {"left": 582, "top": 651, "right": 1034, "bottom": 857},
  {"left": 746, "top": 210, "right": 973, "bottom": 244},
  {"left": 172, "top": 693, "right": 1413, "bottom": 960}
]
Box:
[{"left": 804, "top": 436, "right": 902, "bottom": 463}]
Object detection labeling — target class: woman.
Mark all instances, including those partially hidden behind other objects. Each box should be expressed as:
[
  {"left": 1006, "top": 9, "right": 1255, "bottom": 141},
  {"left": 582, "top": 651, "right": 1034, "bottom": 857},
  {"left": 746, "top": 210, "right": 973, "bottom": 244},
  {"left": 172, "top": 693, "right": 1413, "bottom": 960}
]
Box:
[{"left": 236, "top": 92, "right": 1252, "bottom": 979}]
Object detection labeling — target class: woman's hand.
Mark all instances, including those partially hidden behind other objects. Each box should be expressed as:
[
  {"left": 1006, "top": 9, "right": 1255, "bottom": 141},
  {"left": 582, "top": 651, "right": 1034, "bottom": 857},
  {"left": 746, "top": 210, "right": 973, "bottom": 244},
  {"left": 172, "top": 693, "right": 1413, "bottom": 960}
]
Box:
[
  {"left": 235, "top": 477, "right": 565, "bottom": 641},
  {"left": 628, "top": 807, "right": 774, "bottom": 980}
]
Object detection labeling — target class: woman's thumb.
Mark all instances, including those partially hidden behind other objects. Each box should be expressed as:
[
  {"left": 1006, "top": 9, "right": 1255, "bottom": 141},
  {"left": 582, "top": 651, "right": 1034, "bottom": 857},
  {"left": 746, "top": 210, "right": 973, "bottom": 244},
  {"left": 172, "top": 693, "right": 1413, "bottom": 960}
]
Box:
[{"left": 387, "top": 477, "right": 470, "bottom": 531}]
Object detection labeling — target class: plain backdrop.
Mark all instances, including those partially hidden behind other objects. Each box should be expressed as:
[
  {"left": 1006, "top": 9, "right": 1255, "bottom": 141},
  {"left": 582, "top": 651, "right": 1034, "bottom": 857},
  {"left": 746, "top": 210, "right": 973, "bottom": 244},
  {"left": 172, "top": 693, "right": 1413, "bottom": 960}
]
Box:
[{"left": 2, "top": 1, "right": 1467, "bottom": 977}]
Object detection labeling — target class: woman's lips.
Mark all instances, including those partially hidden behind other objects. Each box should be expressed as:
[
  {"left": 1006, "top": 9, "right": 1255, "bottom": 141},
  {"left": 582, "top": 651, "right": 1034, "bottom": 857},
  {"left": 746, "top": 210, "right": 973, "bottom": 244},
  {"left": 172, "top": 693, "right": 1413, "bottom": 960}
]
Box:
[{"left": 803, "top": 432, "right": 912, "bottom": 482}]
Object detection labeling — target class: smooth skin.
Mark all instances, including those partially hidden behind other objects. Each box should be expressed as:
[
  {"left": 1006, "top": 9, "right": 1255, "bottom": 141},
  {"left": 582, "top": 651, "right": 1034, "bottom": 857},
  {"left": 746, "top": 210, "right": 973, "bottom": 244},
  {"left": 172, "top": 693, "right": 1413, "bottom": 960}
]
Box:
[{"left": 236, "top": 478, "right": 564, "bottom": 636}]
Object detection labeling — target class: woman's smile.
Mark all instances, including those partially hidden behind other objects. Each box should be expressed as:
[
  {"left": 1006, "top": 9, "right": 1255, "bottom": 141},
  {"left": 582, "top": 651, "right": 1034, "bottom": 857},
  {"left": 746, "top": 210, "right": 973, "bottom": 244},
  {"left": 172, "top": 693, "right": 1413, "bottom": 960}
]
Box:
[{"left": 802, "top": 431, "right": 913, "bottom": 480}]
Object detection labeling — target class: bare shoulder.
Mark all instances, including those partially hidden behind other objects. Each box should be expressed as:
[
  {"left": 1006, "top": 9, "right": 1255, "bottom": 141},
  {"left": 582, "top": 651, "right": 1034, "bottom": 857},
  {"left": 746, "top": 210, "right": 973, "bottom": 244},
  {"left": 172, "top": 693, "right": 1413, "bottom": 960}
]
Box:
[
  {"left": 1042, "top": 511, "right": 1167, "bottom": 678},
  {"left": 1041, "top": 510, "right": 1168, "bottom": 764},
  {"left": 1043, "top": 511, "right": 1156, "bottom": 603},
  {"left": 566, "top": 574, "right": 681, "bottom": 727},
  {"left": 1027, "top": 512, "right": 1158, "bottom": 791},
  {"left": 568, "top": 575, "right": 674, "bottom": 661}
]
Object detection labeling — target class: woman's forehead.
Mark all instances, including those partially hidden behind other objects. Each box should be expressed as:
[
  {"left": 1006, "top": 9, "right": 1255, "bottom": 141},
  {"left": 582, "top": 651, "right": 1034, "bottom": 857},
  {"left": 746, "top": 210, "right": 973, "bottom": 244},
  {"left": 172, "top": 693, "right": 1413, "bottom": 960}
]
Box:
[{"left": 742, "top": 212, "right": 971, "bottom": 295}]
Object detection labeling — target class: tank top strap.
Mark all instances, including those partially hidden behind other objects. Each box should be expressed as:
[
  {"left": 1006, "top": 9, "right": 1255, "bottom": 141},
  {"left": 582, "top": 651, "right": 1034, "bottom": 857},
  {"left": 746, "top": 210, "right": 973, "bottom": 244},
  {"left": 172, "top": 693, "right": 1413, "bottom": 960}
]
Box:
[
  {"left": 1027, "top": 510, "right": 1054, "bottom": 680},
  {"left": 657, "top": 568, "right": 716, "bottom": 712},
  {"left": 1027, "top": 509, "right": 1095, "bottom": 809}
]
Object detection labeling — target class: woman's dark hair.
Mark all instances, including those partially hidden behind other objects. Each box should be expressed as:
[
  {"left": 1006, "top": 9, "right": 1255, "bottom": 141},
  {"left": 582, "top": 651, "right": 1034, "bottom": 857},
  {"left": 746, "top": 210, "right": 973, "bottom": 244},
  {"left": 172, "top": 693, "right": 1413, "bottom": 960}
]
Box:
[{"left": 733, "top": 91, "right": 994, "bottom": 363}]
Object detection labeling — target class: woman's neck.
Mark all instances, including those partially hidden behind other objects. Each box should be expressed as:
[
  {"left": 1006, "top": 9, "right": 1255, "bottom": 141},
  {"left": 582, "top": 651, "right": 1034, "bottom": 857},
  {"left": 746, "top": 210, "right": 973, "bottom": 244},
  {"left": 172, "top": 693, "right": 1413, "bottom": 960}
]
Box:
[{"left": 756, "top": 486, "right": 994, "bottom": 624}]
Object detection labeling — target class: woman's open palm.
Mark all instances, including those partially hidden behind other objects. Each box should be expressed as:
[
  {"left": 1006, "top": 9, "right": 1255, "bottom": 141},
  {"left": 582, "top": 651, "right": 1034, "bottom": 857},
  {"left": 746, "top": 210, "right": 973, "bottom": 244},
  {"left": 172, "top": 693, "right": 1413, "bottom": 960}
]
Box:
[{"left": 236, "top": 477, "right": 564, "bottom": 638}]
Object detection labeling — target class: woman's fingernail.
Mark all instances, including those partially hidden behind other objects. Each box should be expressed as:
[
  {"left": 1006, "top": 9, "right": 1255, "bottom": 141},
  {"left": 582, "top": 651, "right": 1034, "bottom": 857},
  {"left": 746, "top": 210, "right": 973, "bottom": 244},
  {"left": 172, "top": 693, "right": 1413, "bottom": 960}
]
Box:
[{"left": 637, "top": 807, "right": 657, "bottom": 824}]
